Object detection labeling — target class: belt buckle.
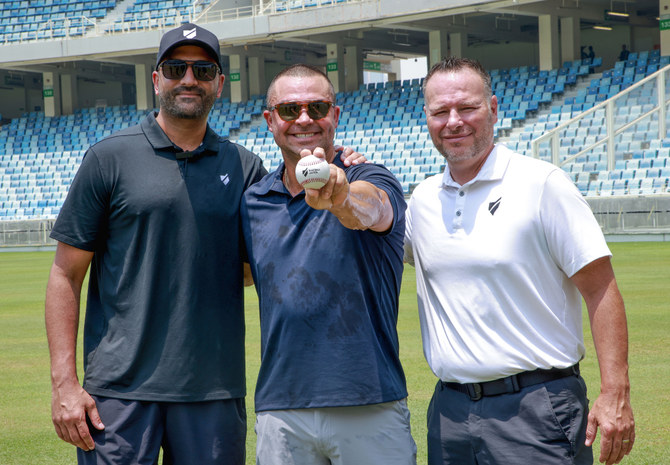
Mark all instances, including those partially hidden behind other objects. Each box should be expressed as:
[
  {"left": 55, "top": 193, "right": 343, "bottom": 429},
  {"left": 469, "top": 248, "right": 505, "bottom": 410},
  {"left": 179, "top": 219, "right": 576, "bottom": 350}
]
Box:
[{"left": 467, "top": 383, "right": 483, "bottom": 401}]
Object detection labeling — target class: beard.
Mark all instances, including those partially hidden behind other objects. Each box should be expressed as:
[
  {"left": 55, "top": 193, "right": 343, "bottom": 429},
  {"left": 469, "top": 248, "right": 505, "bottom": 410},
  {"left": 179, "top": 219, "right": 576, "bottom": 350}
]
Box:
[
  {"left": 159, "top": 85, "right": 216, "bottom": 120},
  {"left": 433, "top": 132, "right": 491, "bottom": 162},
  {"left": 433, "top": 115, "right": 496, "bottom": 162}
]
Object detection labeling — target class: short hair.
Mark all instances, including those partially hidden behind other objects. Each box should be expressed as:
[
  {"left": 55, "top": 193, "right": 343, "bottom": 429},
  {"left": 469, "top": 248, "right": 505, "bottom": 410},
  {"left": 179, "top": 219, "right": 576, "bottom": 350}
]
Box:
[
  {"left": 266, "top": 64, "right": 335, "bottom": 108},
  {"left": 423, "top": 57, "right": 492, "bottom": 99}
]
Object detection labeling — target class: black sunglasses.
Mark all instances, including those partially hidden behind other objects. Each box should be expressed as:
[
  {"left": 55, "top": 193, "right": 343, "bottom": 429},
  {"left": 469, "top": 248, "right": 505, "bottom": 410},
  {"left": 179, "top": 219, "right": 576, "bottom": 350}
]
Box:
[
  {"left": 159, "top": 59, "right": 220, "bottom": 81},
  {"left": 269, "top": 101, "right": 333, "bottom": 122}
]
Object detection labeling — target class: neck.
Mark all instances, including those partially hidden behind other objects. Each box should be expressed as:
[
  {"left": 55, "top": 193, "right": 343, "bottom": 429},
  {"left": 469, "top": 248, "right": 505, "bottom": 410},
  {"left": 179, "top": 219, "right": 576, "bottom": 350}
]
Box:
[
  {"left": 282, "top": 163, "right": 304, "bottom": 197},
  {"left": 156, "top": 111, "right": 208, "bottom": 151}
]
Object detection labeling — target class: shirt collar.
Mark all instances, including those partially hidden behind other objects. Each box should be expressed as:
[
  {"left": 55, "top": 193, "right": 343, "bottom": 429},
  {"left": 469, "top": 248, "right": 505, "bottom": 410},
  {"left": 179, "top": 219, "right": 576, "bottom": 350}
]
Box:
[
  {"left": 141, "top": 111, "right": 220, "bottom": 159},
  {"left": 440, "top": 143, "right": 511, "bottom": 188}
]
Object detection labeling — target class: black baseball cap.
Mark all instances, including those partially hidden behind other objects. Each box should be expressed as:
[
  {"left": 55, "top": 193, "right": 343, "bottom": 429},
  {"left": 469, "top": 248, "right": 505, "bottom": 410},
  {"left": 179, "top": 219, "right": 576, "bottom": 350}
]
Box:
[{"left": 156, "top": 23, "right": 222, "bottom": 72}]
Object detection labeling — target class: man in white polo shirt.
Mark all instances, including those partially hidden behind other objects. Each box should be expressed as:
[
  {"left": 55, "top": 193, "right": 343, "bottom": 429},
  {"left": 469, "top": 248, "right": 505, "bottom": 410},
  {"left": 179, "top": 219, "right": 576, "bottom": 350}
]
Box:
[{"left": 404, "top": 57, "right": 635, "bottom": 465}]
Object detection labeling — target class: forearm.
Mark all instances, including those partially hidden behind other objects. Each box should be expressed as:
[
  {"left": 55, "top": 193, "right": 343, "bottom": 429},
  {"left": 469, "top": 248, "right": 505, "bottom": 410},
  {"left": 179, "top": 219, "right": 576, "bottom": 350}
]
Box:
[
  {"left": 588, "top": 282, "right": 630, "bottom": 394},
  {"left": 45, "top": 267, "right": 83, "bottom": 388},
  {"left": 329, "top": 181, "right": 393, "bottom": 232},
  {"left": 573, "top": 257, "right": 631, "bottom": 393}
]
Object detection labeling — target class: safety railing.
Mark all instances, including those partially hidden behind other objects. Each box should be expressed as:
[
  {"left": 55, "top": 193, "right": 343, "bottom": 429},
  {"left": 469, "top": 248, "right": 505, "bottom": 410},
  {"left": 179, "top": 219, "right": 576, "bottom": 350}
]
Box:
[
  {"left": 532, "top": 64, "right": 670, "bottom": 170},
  {"left": 0, "top": 0, "right": 369, "bottom": 45}
]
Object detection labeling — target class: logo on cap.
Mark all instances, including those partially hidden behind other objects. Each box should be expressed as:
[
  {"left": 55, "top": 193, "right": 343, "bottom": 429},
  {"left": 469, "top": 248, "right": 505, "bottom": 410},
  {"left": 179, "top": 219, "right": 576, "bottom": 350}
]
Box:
[{"left": 183, "top": 28, "right": 197, "bottom": 39}]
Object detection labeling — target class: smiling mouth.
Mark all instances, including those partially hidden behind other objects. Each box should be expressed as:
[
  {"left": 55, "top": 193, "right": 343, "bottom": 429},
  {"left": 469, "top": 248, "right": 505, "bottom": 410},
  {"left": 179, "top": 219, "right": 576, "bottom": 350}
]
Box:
[{"left": 293, "top": 133, "right": 317, "bottom": 138}]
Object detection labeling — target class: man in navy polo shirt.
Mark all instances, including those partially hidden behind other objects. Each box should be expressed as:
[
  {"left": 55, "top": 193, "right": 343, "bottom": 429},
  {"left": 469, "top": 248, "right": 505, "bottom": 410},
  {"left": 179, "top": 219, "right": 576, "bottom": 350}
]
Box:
[
  {"left": 45, "top": 23, "right": 266, "bottom": 464},
  {"left": 241, "top": 64, "right": 416, "bottom": 465}
]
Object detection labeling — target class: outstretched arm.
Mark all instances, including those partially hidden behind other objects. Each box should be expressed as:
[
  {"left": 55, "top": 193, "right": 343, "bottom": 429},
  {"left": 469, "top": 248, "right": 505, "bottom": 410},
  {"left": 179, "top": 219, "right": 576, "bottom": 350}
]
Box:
[
  {"left": 45, "top": 242, "right": 104, "bottom": 451},
  {"left": 327, "top": 178, "right": 393, "bottom": 232},
  {"left": 303, "top": 148, "right": 393, "bottom": 232},
  {"left": 570, "top": 256, "right": 635, "bottom": 465}
]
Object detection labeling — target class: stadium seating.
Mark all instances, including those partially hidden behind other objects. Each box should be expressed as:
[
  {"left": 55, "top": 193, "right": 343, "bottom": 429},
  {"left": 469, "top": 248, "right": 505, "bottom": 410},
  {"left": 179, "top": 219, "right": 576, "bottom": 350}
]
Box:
[
  {"left": 3, "top": 51, "right": 670, "bottom": 221},
  {"left": 0, "top": 0, "right": 345, "bottom": 41},
  {"left": 0, "top": 0, "right": 117, "bottom": 42},
  {"left": 503, "top": 49, "right": 670, "bottom": 198}
]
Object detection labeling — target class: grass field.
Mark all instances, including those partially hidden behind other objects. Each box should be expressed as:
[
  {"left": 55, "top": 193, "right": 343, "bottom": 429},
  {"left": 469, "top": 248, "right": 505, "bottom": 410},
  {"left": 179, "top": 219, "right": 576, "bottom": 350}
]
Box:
[{"left": 0, "top": 242, "right": 668, "bottom": 464}]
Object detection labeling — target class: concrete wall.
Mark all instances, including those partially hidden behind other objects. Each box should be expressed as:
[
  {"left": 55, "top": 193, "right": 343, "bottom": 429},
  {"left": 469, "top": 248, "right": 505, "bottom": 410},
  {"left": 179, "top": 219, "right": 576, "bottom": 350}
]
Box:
[
  {"left": 3, "top": 196, "right": 670, "bottom": 248},
  {"left": 587, "top": 196, "right": 670, "bottom": 233}
]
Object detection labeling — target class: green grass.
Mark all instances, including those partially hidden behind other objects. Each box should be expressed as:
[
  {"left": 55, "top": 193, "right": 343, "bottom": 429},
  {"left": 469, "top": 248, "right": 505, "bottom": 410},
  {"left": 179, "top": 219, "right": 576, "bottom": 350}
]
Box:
[{"left": 0, "top": 242, "right": 668, "bottom": 464}]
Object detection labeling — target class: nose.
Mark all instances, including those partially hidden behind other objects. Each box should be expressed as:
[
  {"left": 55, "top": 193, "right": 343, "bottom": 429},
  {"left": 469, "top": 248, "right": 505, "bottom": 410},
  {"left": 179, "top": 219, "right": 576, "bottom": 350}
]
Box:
[
  {"left": 180, "top": 64, "right": 198, "bottom": 85},
  {"left": 446, "top": 109, "right": 463, "bottom": 130},
  {"left": 294, "top": 107, "right": 313, "bottom": 124}
]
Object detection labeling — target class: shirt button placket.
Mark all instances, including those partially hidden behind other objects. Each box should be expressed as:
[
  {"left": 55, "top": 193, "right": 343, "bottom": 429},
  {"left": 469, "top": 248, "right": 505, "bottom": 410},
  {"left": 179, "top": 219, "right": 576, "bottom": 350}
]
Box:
[{"left": 453, "top": 189, "right": 466, "bottom": 229}]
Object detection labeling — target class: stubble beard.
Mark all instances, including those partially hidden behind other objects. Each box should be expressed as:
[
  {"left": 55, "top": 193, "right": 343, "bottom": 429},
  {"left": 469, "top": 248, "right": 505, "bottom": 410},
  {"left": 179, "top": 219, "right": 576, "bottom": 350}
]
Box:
[
  {"left": 436, "top": 136, "right": 489, "bottom": 163},
  {"left": 159, "top": 86, "right": 216, "bottom": 120},
  {"left": 434, "top": 117, "right": 495, "bottom": 163}
]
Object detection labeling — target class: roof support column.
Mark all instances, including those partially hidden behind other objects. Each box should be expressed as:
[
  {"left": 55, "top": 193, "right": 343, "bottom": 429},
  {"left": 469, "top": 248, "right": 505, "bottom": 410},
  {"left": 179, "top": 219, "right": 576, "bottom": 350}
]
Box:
[
  {"left": 229, "top": 53, "right": 248, "bottom": 103},
  {"left": 449, "top": 32, "right": 464, "bottom": 58},
  {"left": 661, "top": 0, "right": 670, "bottom": 56},
  {"left": 60, "top": 72, "right": 77, "bottom": 115},
  {"left": 344, "top": 45, "right": 362, "bottom": 92},
  {"left": 560, "top": 16, "right": 581, "bottom": 64},
  {"left": 326, "top": 43, "right": 345, "bottom": 94},
  {"left": 42, "top": 71, "right": 61, "bottom": 117},
  {"left": 539, "top": 14, "right": 560, "bottom": 71},
  {"left": 429, "top": 29, "right": 448, "bottom": 66},
  {"left": 248, "top": 55, "right": 265, "bottom": 99},
  {"left": 136, "top": 62, "right": 153, "bottom": 112}
]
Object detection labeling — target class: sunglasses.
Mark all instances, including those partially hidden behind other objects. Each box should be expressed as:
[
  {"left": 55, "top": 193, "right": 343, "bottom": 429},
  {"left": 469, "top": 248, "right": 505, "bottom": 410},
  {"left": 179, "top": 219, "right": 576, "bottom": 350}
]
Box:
[
  {"left": 159, "top": 59, "right": 220, "bottom": 81},
  {"left": 269, "top": 101, "right": 333, "bottom": 122}
]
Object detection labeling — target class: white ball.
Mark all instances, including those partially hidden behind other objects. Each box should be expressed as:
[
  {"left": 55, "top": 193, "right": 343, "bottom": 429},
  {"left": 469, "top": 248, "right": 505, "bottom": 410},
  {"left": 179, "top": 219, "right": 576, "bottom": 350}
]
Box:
[{"left": 295, "top": 155, "right": 330, "bottom": 189}]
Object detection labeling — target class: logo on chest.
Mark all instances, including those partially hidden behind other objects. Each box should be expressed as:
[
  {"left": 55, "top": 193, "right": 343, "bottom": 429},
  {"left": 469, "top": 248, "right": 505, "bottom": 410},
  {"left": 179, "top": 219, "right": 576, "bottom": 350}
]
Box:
[{"left": 488, "top": 197, "right": 501, "bottom": 215}]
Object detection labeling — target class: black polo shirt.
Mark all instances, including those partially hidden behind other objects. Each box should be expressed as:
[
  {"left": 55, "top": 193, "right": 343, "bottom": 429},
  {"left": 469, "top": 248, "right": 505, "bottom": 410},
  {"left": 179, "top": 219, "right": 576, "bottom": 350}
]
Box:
[{"left": 51, "top": 112, "right": 266, "bottom": 402}]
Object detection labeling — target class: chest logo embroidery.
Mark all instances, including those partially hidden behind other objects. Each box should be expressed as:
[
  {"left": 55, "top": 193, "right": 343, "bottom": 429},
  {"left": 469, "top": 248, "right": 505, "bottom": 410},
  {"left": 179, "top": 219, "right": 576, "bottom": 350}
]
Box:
[
  {"left": 488, "top": 197, "right": 501, "bottom": 215},
  {"left": 220, "top": 174, "right": 230, "bottom": 185}
]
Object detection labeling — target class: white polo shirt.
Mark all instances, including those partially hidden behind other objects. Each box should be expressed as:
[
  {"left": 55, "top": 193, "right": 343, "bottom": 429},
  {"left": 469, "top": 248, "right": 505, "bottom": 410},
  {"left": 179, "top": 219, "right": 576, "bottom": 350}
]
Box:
[{"left": 404, "top": 144, "right": 611, "bottom": 384}]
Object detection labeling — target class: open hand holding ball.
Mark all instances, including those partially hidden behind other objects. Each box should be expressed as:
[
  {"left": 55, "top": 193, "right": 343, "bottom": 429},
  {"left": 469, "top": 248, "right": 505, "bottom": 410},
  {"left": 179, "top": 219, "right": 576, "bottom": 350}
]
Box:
[{"left": 295, "top": 155, "right": 330, "bottom": 189}]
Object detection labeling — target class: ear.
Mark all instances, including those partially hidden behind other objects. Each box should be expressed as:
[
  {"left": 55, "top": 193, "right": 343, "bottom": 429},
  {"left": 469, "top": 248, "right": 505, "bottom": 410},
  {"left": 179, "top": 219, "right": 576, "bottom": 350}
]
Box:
[
  {"left": 216, "top": 74, "right": 225, "bottom": 98},
  {"left": 489, "top": 95, "right": 498, "bottom": 124},
  {"left": 263, "top": 110, "right": 274, "bottom": 133},
  {"left": 152, "top": 71, "right": 160, "bottom": 95}
]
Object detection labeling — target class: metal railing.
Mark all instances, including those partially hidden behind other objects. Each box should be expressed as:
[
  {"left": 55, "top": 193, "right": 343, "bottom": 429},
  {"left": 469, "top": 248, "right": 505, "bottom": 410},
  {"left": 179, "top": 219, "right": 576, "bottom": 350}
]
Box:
[
  {"left": 532, "top": 64, "right": 670, "bottom": 170},
  {"left": 0, "top": 0, "right": 368, "bottom": 45},
  {"left": 195, "top": 0, "right": 366, "bottom": 22}
]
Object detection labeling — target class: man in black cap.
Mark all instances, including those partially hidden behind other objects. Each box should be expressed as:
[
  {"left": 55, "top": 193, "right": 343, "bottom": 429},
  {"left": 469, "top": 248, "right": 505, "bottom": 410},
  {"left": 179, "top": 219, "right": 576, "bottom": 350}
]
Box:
[{"left": 45, "top": 23, "right": 265, "bottom": 464}]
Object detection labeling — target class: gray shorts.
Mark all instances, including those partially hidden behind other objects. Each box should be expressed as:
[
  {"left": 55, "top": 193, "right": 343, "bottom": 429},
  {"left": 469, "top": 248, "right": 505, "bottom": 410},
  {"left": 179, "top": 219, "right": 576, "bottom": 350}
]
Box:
[
  {"left": 427, "top": 374, "right": 593, "bottom": 465},
  {"left": 256, "top": 399, "right": 417, "bottom": 465},
  {"left": 77, "top": 395, "right": 246, "bottom": 465}
]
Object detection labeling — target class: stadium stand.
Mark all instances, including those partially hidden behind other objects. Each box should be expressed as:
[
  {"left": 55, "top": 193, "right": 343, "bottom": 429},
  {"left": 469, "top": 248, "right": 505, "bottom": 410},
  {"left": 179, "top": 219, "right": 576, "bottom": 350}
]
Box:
[
  {"left": 0, "top": 0, "right": 117, "bottom": 42},
  {"left": 0, "top": 0, "right": 669, "bottom": 223},
  {"left": 0, "top": 0, "right": 220, "bottom": 42},
  {"left": 3, "top": 49, "right": 670, "bottom": 221}
]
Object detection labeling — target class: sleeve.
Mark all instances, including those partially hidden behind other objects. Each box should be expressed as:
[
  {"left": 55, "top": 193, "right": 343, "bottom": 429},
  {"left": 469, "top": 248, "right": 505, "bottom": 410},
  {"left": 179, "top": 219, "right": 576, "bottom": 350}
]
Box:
[
  {"left": 540, "top": 169, "right": 611, "bottom": 278},
  {"left": 50, "top": 149, "right": 110, "bottom": 252}
]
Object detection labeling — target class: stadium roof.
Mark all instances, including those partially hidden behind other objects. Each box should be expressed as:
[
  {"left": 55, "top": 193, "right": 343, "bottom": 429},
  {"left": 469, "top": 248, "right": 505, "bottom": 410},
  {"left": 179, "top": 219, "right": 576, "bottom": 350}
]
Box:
[{"left": 0, "top": 0, "right": 660, "bottom": 71}]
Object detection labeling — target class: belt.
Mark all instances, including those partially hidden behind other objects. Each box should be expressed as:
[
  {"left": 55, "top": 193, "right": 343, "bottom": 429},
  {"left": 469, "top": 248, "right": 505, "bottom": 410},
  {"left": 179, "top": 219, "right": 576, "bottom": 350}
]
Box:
[{"left": 442, "top": 363, "right": 580, "bottom": 401}]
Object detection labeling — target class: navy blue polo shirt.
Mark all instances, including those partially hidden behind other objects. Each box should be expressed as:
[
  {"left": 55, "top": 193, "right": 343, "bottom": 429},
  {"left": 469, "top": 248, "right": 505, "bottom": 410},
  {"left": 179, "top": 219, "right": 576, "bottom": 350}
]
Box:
[
  {"left": 51, "top": 112, "right": 267, "bottom": 402},
  {"left": 241, "top": 156, "right": 408, "bottom": 412}
]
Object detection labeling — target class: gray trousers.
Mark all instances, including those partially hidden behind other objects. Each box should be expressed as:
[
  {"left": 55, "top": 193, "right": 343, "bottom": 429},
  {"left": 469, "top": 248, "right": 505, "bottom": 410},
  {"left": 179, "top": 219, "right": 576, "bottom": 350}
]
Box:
[{"left": 427, "top": 374, "right": 593, "bottom": 465}]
